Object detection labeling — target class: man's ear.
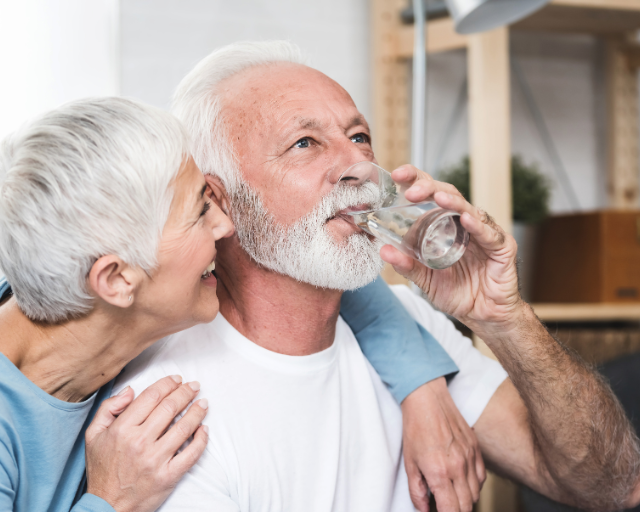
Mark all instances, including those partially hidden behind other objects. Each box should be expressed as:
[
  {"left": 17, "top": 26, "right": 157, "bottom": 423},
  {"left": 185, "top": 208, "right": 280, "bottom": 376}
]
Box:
[
  {"left": 204, "top": 174, "right": 232, "bottom": 217},
  {"left": 87, "top": 255, "right": 141, "bottom": 309}
]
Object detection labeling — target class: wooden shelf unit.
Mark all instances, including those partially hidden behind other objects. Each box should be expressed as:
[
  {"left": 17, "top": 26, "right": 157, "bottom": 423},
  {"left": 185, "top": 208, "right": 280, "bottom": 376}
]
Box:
[
  {"left": 532, "top": 302, "right": 640, "bottom": 322},
  {"left": 372, "top": 2, "right": 640, "bottom": 511},
  {"left": 373, "top": 0, "right": 640, "bottom": 316}
]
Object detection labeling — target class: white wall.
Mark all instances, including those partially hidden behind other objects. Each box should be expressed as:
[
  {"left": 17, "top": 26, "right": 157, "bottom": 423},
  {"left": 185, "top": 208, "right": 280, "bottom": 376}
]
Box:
[
  {"left": 121, "top": 3, "right": 611, "bottom": 214},
  {"left": 0, "top": 0, "right": 119, "bottom": 141},
  {"left": 120, "top": 0, "right": 371, "bottom": 120},
  {"left": 0, "top": 0, "right": 614, "bottom": 217},
  {"left": 427, "top": 32, "right": 609, "bottom": 213}
]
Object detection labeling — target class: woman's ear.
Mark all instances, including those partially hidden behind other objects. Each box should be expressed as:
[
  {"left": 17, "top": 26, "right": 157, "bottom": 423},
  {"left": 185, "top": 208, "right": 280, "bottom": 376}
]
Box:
[
  {"left": 87, "top": 255, "right": 141, "bottom": 309},
  {"left": 204, "top": 174, "right": 232, "bottom": 217}
]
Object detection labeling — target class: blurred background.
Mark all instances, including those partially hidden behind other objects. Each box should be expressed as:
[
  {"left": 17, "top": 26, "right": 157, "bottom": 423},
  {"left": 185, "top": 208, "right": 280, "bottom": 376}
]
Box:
[
  {"left": 2, "top": 1, "right": 640, "bottom": 511},
  {"left": 0, "top": 0, "right": 610, "bottom": 214}
]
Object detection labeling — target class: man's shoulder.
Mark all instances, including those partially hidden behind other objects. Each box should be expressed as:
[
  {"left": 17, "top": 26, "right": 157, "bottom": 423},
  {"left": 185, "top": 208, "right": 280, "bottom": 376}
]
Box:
[{"left": 115, "top": 319, "right": 227, "bottom": 396}]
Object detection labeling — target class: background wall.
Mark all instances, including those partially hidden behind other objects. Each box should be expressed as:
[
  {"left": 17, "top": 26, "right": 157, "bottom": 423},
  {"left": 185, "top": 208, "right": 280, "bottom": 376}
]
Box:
[
  {"left": 0, "top": 0, "right": 617, "bottom": 216},
  {"left": 427, "top": 32, "right": 608, "bottom": 213},
  {"left": 0, "top": 0, "right": 119, "bottom": 141},
  {"left": 120, "top": 1, "right": 611, "bottom": 214},
  {"left": 119, "top": 0, "right": 372, "bottom": 120}
]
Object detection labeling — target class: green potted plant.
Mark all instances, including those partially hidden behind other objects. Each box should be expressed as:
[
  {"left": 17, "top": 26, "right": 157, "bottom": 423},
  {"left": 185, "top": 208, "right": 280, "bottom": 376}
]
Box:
[{"left": 438, "top": 155, "right": 552, "bottom": 300}]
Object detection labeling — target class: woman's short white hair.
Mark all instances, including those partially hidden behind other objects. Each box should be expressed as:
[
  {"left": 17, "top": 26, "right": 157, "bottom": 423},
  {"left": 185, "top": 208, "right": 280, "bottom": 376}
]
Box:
[
  {"left": 0, "top": 97, "right": 190, "bottom": 323},
  {"left": 171, "top": 40, "right": 307, "bottom": 193}
]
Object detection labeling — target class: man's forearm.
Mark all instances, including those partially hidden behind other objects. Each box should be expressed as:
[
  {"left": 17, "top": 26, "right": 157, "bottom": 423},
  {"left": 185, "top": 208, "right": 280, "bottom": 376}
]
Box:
[{"left": 474, "top": 303, "right": 640, "bottom": 511}]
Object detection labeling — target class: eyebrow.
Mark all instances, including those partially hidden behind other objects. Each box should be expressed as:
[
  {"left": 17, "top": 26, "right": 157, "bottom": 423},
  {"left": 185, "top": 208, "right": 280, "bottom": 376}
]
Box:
[
  {"left": 198, "top": 184, "right": 207, "bottom": 200},
  {"left": 298, "top": 118, "right": 322, "bottom": 130},
  {"left": 346, "top": 114, "right": 369, "bottom": 131}
]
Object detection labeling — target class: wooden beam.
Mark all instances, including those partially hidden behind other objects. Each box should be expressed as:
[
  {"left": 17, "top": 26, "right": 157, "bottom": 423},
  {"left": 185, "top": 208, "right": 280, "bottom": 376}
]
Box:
[
  {"left": 371, "top": 0, "right": 411, "bottom": 287},
  {"left": 468, "top": 26, "right": 517, "bottom": 512},
  {"left": 371, "top": 0, "right": 410, "bottom": 173},
  {"left": 606, "top": 37, "right": 640, "bottom": 209},
  {"left": 395, "top": 17, "right": 468, "bottom": 59},
  {"left": 551, "top": 0, "right": 640, "bottom": 11},
  {"left": 533, "top": 303, "right": 640, "bottom": 322},
  {"left": 514, "top": 5, "right": 640, "bottom": 33},
  {"left": 468, "top": 27, "right": 512, "bottom": 232}
]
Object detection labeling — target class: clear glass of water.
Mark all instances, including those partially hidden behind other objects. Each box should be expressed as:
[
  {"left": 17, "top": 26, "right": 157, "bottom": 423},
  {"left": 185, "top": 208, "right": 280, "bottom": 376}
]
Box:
[{"left": 339, "top": 161, "right": 469, "bottom": 269}]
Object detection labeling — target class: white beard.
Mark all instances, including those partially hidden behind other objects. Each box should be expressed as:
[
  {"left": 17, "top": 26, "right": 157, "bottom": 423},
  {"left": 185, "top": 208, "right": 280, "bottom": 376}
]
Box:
[{"left": 227, "top": 179, "right": 384, "bottom": 290}]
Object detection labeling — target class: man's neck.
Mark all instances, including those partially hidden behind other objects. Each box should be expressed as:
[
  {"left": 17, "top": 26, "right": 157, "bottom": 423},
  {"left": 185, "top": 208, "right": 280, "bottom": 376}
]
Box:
[{"left": 216, "top": 240, "right": 343, "bottom": 356}]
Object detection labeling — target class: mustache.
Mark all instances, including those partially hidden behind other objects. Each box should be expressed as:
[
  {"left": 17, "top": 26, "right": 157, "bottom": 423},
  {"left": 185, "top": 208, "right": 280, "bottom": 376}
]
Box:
[{"left": 315, "top": 181, "right": 383, "bottom": 222}]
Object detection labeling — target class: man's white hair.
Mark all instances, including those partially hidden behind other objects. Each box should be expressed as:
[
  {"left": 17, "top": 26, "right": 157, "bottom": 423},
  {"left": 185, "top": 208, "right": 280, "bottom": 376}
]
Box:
[
  {"left": 0, "top": 97, "right": 190, "bottom": 323},
  {"left": 171, "top": 40, "right": 307, "bottom": 190}
]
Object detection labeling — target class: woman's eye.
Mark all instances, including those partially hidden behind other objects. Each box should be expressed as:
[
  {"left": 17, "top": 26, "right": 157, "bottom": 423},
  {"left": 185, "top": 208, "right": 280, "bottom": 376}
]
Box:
[
  {"left": 200, "top": 201, "right": 211, "bottom": 217},
  {"left": 293, "top": 138, "right": 311, "bottom": 149},
  {"left": 350, "top": 133, "right": 369, "bottom": 144}
]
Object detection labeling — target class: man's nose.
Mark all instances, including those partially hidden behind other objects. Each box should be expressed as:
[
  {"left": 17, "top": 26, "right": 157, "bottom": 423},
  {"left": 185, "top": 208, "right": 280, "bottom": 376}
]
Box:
[{"left": 326, "top": 138, "right": 374, "bottom": 185}]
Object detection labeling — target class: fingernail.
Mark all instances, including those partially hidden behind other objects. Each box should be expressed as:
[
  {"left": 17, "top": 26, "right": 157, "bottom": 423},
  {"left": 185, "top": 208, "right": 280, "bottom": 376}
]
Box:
[
  {"left": 116, "top": 386, "right": 130, "bottom": 396},
  {"left": 198, "top": 398, "right": 208, "bottom": 410},
  {"left": 170, "top": 375, "right": 182, "bottom": 383},
  {"left": 188, "top": 381, "right": 201, "bottom": 392},
  {"left": 202, "top": 425, "right": 209, "bottom": 435}
]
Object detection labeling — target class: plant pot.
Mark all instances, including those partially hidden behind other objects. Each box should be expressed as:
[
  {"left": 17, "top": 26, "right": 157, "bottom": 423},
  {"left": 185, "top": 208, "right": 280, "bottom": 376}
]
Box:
[{"left": 512, "top": 222, "right": 540, "bottom": 302}]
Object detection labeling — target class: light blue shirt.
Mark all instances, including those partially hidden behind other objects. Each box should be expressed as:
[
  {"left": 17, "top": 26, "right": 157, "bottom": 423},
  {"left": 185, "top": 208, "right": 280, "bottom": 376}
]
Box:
[
  {"left": 0, "top": 276, "right": 456, "bottom": 510},
  {"left": 342, "top": 277, "right": 459, "bottom": 402},
  {"left": 0, "top": 351, "right": 115, "bottom": 512}
]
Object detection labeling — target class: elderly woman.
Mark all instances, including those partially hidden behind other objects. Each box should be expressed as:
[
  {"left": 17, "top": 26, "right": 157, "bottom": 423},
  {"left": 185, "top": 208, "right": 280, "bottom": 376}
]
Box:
[
  {"left": 0, "top": 96, "right": 470, "bottom": 512},
  {"left": 0, "top": 97, "right": 234, "bottom": 512}
]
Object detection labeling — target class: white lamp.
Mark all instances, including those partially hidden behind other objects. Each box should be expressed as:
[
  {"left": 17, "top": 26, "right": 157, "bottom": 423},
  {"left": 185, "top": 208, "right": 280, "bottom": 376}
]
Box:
[{"left": 444, "top": 0, "right": 549, "bottom": 34}]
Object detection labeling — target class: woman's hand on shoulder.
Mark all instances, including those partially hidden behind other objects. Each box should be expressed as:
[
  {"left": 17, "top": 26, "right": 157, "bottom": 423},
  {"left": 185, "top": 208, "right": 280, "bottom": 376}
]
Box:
[{"left": 84, "top": 375, "right": 209, "bottom": 512}]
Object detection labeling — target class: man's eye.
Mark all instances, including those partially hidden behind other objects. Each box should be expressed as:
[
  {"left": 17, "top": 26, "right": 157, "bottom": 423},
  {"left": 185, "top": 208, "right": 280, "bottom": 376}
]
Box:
[
  {"left": 350, "top": 133, "right": 369, "bottom": 144},
  {"left": 293, "top": 138, "right": 311, "bottom": 149}
]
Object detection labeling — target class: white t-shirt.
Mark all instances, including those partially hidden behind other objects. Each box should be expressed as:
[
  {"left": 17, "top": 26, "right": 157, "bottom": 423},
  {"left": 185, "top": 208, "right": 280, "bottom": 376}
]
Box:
[{"left": 115, "top": 286, "right": 507, "bottom": 512}]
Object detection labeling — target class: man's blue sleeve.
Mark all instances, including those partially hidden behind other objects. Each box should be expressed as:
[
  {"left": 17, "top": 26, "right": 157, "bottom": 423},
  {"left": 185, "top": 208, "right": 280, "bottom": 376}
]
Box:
[{"left": 340, "top": 277, "right": 459, "bottom": 404}]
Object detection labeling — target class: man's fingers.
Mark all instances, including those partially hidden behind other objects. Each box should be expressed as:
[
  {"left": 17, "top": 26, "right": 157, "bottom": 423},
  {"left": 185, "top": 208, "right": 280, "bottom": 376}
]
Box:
[
  {"left": 460, "top": 211, "right": 509, "bottom": 254},
  {"left": 380, "top": 245, "right": 430, "bottom": 287},
  {"left": 432, "top": 191, "right": 477, "bottom": 218},
  {"left": 117, "top": 375, "right": 183, "bottom": 426},
  {"left": 142, "top": 382, "right": 202, "bottom": 440},
  {"left": 85, "top": 387, "right": 134, "bottom": 442},
  {"left": 168, "top": 424, "right": 209, "bottom": 478},
  {"left": 159, "top": 399, "right": 209, "bottom": 454},
  {"left": 405, "top": 459, "right": 430, "bottom": 512},
  {"left": 390, "top": 164, "right": 421, "bottom": 185}
]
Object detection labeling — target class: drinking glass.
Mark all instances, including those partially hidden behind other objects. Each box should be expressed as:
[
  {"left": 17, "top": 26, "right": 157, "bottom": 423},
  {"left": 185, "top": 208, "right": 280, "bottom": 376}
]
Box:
[{"left": 339, "top": 161, "right": 469, "bottom": 270}]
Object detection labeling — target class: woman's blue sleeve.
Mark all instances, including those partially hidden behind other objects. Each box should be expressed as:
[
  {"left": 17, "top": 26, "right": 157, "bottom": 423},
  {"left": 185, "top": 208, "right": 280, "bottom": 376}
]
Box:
[
  {"left": 340, "top": 277, "right": 459, "bottom": 404},
  {"left": 70, "top": 494, "right": 115, "bottom": 512}
]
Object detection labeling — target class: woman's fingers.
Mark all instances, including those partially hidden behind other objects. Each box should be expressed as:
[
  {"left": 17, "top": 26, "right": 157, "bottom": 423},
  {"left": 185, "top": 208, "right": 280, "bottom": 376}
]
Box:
[
  {"left": 159, "top": 398, "right": 209, "bottom": 454},
  {"left": 169, "top": 424, "right": 210, "bottom": 478},
  {"left": 405, "top": 457, "right": 430, "bottom": 512},
  {"left": 117, "top": 375, "right": 184, "bottom": 426},
  {"left": 465, "top": 447, "right": 480, "bottom": 502},
  {"left": 85, "top": 387, "right": 134, "bottom": 443},
  {"left": 142, "top": 381, "right": 202, "bottom": 440}
]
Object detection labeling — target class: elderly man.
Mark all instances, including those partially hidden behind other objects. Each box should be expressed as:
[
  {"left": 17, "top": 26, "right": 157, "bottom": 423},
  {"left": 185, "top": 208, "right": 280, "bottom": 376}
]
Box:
[{"left": 117, "top": 41, "right": 640, "bottom": 512}]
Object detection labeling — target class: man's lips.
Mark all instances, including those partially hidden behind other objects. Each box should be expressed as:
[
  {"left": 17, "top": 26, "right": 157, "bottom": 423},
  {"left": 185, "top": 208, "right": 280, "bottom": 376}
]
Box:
[{"left": 327, "top": 204, "right": 371, "bottom": 231}]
